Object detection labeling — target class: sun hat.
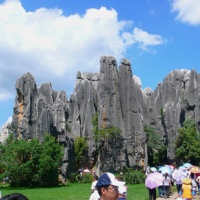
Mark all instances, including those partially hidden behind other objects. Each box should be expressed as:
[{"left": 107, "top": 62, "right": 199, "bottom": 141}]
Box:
[
  {"left": 96, "top": 172, "right": 125, "bottom": 187},
  {"left": 182, "top": 177, "right": 192, "bottom": 185}
]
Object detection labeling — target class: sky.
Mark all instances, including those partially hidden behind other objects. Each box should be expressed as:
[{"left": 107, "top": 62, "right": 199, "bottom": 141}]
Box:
[{"left": 0, "top": 0, "right": 200, "bottom": 127}]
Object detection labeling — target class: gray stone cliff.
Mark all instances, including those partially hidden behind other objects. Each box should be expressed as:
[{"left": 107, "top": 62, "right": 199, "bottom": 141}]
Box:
[{"left": 11, "top": 56, "right": 200, "bottom": 175}]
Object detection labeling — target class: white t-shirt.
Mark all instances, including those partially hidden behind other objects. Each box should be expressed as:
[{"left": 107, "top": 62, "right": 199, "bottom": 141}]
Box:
[
  {"left": 91, "top": 180, "right": 98, "bottom": 190},
  {"left": 163, "top": 177, "right": 170, "bottom": 186},
  {"left": 89, "top": 190, "right": 100, "bottom": 200}
]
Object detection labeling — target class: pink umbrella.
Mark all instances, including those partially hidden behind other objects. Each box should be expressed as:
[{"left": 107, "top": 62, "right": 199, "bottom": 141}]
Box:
[{"left": 145, "top": 172, "right": 163, "bottom": 189}]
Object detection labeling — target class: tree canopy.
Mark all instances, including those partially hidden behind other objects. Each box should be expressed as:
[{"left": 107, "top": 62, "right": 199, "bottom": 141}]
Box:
[
  {"left": 0, "top": 134, "right": 63, "bottom": 187},
  {"left": 175, "top": 119, "right": 200, "bottom": 166}
]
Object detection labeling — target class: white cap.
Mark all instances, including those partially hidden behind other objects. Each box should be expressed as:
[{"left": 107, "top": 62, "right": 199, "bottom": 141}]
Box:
[{"left": 118, "top": 185, "right": 127, "bottom": 196}]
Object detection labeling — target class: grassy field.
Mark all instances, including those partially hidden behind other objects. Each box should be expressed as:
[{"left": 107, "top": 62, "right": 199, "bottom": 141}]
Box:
[{"left": 0, "top": 183, "right": 149, "bottom": 200}]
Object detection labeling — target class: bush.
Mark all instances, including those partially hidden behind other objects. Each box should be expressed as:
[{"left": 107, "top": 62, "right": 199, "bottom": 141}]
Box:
[
  {"left": 123, "top": 168, "right": 145, "bottom": 184},
  {"left": 68, "top": 172, "right": 80, "bottom": 183},
  {"left": 80, "top": 173, "right": 93, "bottom": 183}
]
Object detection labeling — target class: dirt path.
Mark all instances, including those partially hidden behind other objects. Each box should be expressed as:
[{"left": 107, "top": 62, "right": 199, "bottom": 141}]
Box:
[{"left": 156, "top": 192, "right": 200, "bottom": 200}]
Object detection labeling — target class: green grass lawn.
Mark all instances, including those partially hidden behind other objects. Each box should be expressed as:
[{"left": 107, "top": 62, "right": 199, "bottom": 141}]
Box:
[{"left": 0, "top": 183, "right": 149, "bottom": 200}]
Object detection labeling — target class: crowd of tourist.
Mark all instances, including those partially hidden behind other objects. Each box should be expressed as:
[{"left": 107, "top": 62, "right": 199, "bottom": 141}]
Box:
[
  {"left": 145, "top": 163, "right": 200, "bottom": 200},
  {"left": 88, "top": 163, "right": 200, "bottom": 200}
]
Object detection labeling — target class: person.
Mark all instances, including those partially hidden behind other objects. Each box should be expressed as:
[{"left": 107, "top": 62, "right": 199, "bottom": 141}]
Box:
[
  {"left": 175, "top": 173, "right": 183, "bottom": 196},
  {"left": 168, "top": 172, "right": 174, "bottom": 194},
  {"left": 89, "top": 189, "right": 100, "bottom": 200},
  {"left": 158, "top": 185, "right": 164, "bottom": 198},
  {"left": 158, "top": 170, "right": 164, "bottom": 198},
  {"left": 148, "top": 188, "right": 156, "bottom": 200},
  {"left": 117, "top": 185, "right": 127, "bottom": 200},
  {"left": 163, "top": 172, "right": 171, "bottom": 198},
  {"left": 89, "top": 175, "right": 100, "bottom": 200},
  {"left": 96, "top": 172, "right": 125, "bottom": 200},
  {"left": 91, "top": 175, "right": 99, "bottom": 192},
  {"left": 190, "top": 173, "right": 197, "bottom": 197},
  {"left": 196, "top": 174, "right": 200, "bottom": 193},
  {"left": 179, "top": 180, "right": 192, "bottom": 200},
  {"left": 0, "top": 193, "right": 28, "bottom": 200},
  {"left": 145, "top": 166, "right": 150, "bottom": 177}
]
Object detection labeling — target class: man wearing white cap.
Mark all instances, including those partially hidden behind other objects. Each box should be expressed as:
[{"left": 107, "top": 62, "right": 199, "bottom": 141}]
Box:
[{"left": 96, "top": 172, "right": 125, "bottom": 200}]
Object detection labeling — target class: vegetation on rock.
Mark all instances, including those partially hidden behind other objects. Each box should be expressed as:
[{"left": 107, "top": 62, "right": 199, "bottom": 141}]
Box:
[
  {"left": 74, "top": 137, "right": 88, "bottom": 168},
  {"left": 144, "top": 125, "right": 167, "bottom": 166}
]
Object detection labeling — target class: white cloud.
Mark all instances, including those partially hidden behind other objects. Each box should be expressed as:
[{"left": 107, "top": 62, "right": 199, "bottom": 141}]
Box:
[
  {"left": 171, "top": 0, "right": 200, "bottom": 25},
  {"left": 0, "top": 0, "right": 164, "bottom": 101},
  {"left": 122, "top": 28, "right": 164, "bottom": 50},
  {"left": 0, "top": 91, "right": 13, "bottom": 101}
]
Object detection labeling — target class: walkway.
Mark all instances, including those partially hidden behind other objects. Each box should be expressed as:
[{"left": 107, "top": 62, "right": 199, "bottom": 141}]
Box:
[{"left": 157, "top": 192, "right": 200, "bottom": 200}]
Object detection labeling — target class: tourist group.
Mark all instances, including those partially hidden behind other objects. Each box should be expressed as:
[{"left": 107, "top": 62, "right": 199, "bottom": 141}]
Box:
[{"left": 145, "top": 163, "right": 200, "bottom": 200}]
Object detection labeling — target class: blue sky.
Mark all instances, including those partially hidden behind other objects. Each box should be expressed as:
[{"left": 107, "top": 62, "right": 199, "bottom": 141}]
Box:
[{"left": 0, "top": 0, "right": 200, "bottom": 127}]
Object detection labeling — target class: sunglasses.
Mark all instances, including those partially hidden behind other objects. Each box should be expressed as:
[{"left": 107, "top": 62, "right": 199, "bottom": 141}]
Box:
[{"left": 107, "top": 187, "right": 119, "bottom": 193}]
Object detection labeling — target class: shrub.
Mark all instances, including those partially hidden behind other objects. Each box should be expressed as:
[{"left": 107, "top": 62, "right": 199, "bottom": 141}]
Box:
[
  {"left": 80, "top": 173, "right": 93, "bottom": 183},
  {"left": 123, "top": 168, "right": 145, "bottom": 184},
  {"left": 68, "top": 172, "right": 80, "bottom": 183}
]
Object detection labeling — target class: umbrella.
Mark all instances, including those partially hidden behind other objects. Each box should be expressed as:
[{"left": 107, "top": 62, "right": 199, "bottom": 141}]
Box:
[
  {"left": 167, "top": 164, "right": 175, "bottom": 170},
  {"left": 145, "top": 172, "right": 163, "bottom": 189},
  {"left": 150, "top": 167, "right": 157, "bottom": 172},
  {"left": 172, "top": 169, "right": 184, "bottom": 181},
  {"left": 164, "top": 165, "right": 173, "bottom": 173},
  {"left": 183, "top": 163, "right": 193, "bottom": 169},
  {"left": 179, "top": 166, "right": 187, "bottom": 171},
  {"left": 182, "top": 177, "right": 192, "bottom": 185},
  {"left": 158, "top": 166, "right": 171, "bottom": 174},
  {"left": 189, "top": 166, "right": 200, "bottom": 174}
]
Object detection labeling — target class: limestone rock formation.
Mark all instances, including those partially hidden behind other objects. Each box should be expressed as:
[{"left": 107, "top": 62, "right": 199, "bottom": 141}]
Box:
[
  {"left": 0, "top": 117, "right": 12, "bottom": 143},
  {"left": 11, "top": 57, "right": 200, "bottom": 176},
  {"left": 12, "top": 72, "right": 72, "bottom": 175}
]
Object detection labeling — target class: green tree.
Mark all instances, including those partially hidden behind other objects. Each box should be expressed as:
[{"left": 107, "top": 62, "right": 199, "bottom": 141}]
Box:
[
  {"left": 144, "top": 125, "right": 167, "bottom": 166},
  {"left": 175, "top": 119, "right": 200, "bottom": 166},
  {"left": 38, "top": 134, "right": 63, "bottom": 186},
  {"left": 0, "top": 136, "right": 42, "bottom": 186},
  {"left": 0, "top": 134, "right": 63, "bottom": 187}
]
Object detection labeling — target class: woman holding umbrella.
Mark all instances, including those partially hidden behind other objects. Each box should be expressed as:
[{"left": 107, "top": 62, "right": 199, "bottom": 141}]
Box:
[{"left": 145, "top": 172, "right": 163, "bottom": 200}]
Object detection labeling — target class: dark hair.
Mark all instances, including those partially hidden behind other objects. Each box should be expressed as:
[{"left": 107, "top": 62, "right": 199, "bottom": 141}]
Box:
[
  {"left": 1, "top": 193, "right": 28, "bottom": 200},
  {"left": 190, "top": 173, "right": 194, "bottom": 179},
  {"left": 164, "top": 173, "right": 168, "bottom": 180},
  {"left": 97, "top": 185, "right": 109, "bottom": 196},
  {"left": 94, "top": 175, "right": 99, "bottom": 180}
]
